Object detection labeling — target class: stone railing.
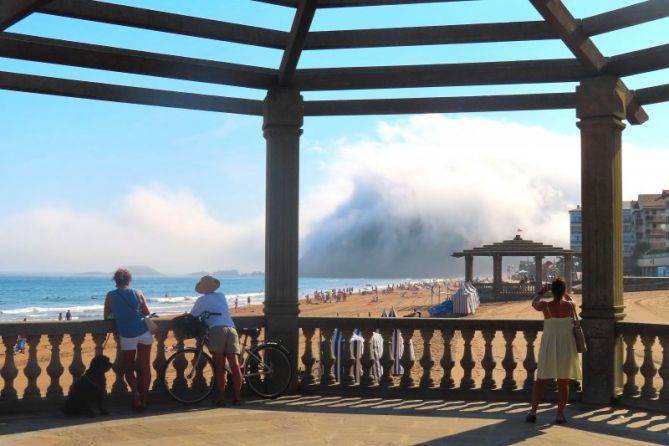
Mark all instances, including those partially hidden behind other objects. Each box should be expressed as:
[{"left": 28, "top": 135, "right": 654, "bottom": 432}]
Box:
[
  {"left": 0, "top": 316, "right": 265, "bottom": 411},
  {"left": 297, "top": 317, "right": 568, "bottom": 401},
  {"left": 617, "top": 322, "right": 669, "bottom": 411},
  {"left": 473, "top": 283, "right": 535, "bottom": 301}
]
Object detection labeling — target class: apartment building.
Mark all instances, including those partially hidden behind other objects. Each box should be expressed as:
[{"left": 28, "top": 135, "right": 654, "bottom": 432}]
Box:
[
  {"left": 570, "top": 204, "right": 635, "bottom": 257},
  {"left": 631, "top": 194, "right": 666, "bottom": 250}
]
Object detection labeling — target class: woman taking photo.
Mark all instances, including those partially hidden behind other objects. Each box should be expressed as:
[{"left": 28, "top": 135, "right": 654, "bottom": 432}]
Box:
[
  {"left": 527, "top": 277, "right": 581, "bottom": 424},
  {"left": 103, "top": 268, "right": 153, "bottom": 411}
]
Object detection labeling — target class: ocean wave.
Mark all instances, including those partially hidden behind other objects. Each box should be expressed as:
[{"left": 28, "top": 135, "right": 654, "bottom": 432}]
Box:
[
  {"left": 1, "top": 304, "right": 104, "bottom": 315},
  {"left": 146, "top": 296, "right": 198, "bottom": 304}
]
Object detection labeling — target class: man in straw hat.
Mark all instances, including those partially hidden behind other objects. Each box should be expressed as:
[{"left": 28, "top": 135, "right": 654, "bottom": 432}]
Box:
[{"left": 190, "top": 275, "right": 243, "bottom": 405}]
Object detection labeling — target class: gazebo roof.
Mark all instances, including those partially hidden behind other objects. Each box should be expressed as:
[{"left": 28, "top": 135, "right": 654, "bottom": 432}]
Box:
[
  {"left": 0, "top": 0, "right": 668, "bottom": 119},
  {"left": 452, "top": 235, "right": 577, "bottom": 257}
]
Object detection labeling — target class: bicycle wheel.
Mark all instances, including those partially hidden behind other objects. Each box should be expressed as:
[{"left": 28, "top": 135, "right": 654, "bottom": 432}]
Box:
[
  {"left": 163, "top": 348, "right": 216, "bottom": 404},
  {"left": 244, "top": 344, "right": 292, "bottom": 399}
]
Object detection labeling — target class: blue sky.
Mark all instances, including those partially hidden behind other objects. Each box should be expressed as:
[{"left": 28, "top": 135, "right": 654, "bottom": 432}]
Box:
[{"left": 0, "top": 0, "right": 667, "bottom": 274}]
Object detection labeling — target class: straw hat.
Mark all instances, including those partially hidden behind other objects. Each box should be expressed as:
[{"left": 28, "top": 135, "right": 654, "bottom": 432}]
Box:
[{"left": 195, "top": 275, "right": 220, "bottom": 294}]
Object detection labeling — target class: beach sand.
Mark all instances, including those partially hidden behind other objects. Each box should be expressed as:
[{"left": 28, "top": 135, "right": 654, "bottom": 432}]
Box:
[{"left": 2, "top": 288, "right": 667, "bottom": 397}]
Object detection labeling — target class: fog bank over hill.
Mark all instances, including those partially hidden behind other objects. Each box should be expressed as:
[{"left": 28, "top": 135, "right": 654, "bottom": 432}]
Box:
[{"left": 299, "top": 115, "right": 665, "bottom": 278}]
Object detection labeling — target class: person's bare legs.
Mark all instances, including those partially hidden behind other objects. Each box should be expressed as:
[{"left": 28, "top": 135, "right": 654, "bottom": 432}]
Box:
[
  {"left": 225, "top": 353, "right": 243, "bottom": 404},
  {"left": 122, "top": 350, "right": 141, "bottom": 408},
  {"left": 530, "top": 379, "right": 546, "bottom": 415},
  {"left": 556, "top": 379, "right": 570, "bottom": 422},
  {"left": 212, "top": 352, "right": 228, "bottom": 402},
  {"left": 136, "top": 343, "right": 152, "bottom": 407}
]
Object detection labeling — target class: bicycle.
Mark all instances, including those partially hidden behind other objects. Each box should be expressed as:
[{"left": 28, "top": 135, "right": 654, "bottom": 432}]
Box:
[{"left": 162, "top": 311, "right": 292, "bottom": 404}]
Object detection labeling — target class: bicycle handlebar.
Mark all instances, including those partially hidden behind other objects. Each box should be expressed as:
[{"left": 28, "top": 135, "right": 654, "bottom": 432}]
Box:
[{"left": 198, "top": 311, "right": 222, "bottom": 320}]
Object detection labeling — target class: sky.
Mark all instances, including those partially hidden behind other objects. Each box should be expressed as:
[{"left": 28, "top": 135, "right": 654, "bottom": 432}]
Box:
[{"left": 0, "top": 0, "right": 667, "bottom": 275}]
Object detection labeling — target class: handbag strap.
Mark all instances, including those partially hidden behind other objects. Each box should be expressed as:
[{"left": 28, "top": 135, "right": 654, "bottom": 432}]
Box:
[{"left": 567, "top": 299, "right": 580, "bottom": 323}]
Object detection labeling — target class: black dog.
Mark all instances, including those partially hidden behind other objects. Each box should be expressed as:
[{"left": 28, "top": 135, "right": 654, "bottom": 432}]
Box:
[{"left": 63, "top": 355, "right": 113, "bottom": 417}]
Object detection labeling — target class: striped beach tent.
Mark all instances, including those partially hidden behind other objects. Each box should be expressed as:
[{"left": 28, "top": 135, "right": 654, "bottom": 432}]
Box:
[
  {"left": 387, "top": 307, "right": 415, "bottom": 375},
  {"left": 330, "top": 328, "right": 364, "bottom": 383},
  {"left": 452, "top": 283, "right": 480, "bottom": 315}
]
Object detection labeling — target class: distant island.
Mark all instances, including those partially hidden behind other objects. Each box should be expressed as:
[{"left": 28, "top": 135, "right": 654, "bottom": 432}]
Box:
[
  {"left": 187, "top": 270, "right": 264, "bottom": 277},
  {"left": 75, "top": 265, "right": 163, "bottom": 276}
]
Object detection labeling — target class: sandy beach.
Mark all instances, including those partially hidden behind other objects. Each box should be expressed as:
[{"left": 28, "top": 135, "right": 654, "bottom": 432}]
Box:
[{"left": 2, "top": 287, "right": 667, "bottom": 397}]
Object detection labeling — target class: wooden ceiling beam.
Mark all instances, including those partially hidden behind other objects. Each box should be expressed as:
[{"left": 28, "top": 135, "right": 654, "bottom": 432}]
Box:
[
  {"left": 635, "top": 83, "right": 669, "bottom": 105},
  {"left": 253, "top": 0, "right": 476, "bottom": 7},
  {"left": 1, "top": 0, "right": 51, "bottom": 31},
  {"left": 582, "top": 0, "right": 669, "bottom": 36},
  {"left": 529, "top": 0, "right": 608, "bottom": 73},
  {"left": 608, "top": 43, "right": 669, "bottom": 77},
  {"left": 304, "top": 21, "right": 556, "bottom": 49},
  {"left": 303, "top": 92, "right": 576, "bottom": 115},
  {"left": 0, "top": 71, "right": 263, "bottom": 115},
  {"left": 278, "top": 0, "right": 318, "bottom": 86},
  {"left": 0, "top": 32, "right": 277, "bottom": 89},
  {"left": 41, "top": 0, "right": 288, "bottom": 49},
  {"left": 294, "top": 59, "right": 583, "bottom": 90}
]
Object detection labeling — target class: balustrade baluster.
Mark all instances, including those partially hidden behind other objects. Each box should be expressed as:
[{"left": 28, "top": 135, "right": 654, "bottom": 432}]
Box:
[
  {"left": 481, "top": 329, "right": 496, "bottom": 390},
  {"left": 622, "top": 333, "right": 640, "bottom": 398},
  {"left": 300, "top": 327, "right": 316, "bottom": 386},
  {"left": 419, "top": 329, "right": 435, "bottom": 388},
  {"left": 111, "top": 333, "right": 127, "bottom": 397},
  {"left": 46, "top": 334, "right": 65, "bottom": 399},
  {"left": 379, "top": 328, "right": 395, "bottom": 387},
  {"left": 92, "top": 332, "right": 107, "bottom": 357},
  {"left": 359, "top": 328, "right": 376, "bottom": 388},
  {"left": 23, "top": 335, "right": 42, "bottom": 402},
  {"left": 459, "top": 329, "right": 475, "bottom": 390},
  {"left": 170, "top": 332, "right": 188, "bottom": 396},
  {"left": 501, "top": 330, "right": 517, "bottom": 391},
  {"left": 340, "top": 328, "right": 356, "bottom": 386},
  {"left": 523, "top": 330, "right": 538, "bottom": 392},
  {"left": 640, "top": 334, "right": 658, "bottom": 400},
  {"left": 399, "top": 328, "right": 415, "bottom": 389},
  {"left": 439, "top": 329, "right": 455, "bottom": 390},
  {"left": 1, "top": 335, "right": 19, "bottom": 402},
  {"left": 68, "top": 334, "right": 86, "bottom": 393},
  {"left": 152, "top": 330, "right": 168, "bottom": 393},
  {"left": 659, "top": 335, "right": 669, "bottom": 402},
  {"left": 320, "top": 327, "right": 336, "bottom": 386}
]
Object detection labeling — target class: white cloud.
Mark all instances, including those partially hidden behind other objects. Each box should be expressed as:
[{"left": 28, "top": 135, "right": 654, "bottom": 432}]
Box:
[{"left": 0, "top": 115, "right": 665, "bottom": 276}]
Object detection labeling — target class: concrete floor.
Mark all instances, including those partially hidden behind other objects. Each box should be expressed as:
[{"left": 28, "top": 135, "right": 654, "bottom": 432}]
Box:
[{"left": 1, "top": 396, "right": 668, "bottom": 445}]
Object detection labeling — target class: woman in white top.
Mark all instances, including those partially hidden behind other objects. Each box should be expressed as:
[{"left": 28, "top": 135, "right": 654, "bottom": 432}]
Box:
[{"left": 190, "top": 275, "right": 243, "bottom": 405}]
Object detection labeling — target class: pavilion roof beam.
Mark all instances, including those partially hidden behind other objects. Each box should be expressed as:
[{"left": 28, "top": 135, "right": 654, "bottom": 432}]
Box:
[
  {"left": 0, "top": 0, "right": 52, "bottom": 31},
  {"left": 608, "top": 43, "right": 669, "bottom": 77},
  {"left": 635, "top": 83, "right": 669, "bottom": 105},
  {"left": 254, "top": 0, "right": 476, "bottom": 7},
  {"left": 278, "top": 0, "right": 318, "bottom": 86},
  {"left": 294, "top": 58, "right": 584, "bottom": 90},
  {"left": 304, "top": 21, "right": 556, "bottom": 49},
  {"left": 41, "top": 0, "right": 288, "bottom": 49},
  {"left": 0, "top": 71, "right": 263, "bottom": 115},
  {"left": 0, "top": 33, "right": 277, "bottom": 89},
  {"left": 529, "top": 0, "right": 608, "bottom": 73},
  {"left": 582, "top": 0, "right": 669, "bottom": 37},
  {"left": 303, "top": 92, "right": 576, "bottom": 116}
]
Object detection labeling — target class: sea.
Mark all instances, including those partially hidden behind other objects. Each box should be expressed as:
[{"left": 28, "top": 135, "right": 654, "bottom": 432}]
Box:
[{"left": 0, "top": 275, "right": 426, "bottom": 322}]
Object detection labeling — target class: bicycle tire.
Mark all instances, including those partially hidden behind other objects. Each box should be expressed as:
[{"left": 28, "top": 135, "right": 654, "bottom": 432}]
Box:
[
  {"left": 163, "top": 348, "right": 216, "bottom": 404},
  {"left": 244, "top": 344, "right": 292, "bottom": 399}
]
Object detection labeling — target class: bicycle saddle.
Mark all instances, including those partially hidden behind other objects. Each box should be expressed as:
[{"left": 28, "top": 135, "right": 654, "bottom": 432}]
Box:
[{"left": 238, "top": 327, "right": 260, "bottom": 337}]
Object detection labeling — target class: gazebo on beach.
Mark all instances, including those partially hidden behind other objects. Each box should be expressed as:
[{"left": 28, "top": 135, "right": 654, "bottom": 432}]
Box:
[
  {"left": 2, "top": 0, "right": 669, "bottom": 412},
  {"left": 452, "top": 235, "right": 579, "bottom": 299}
]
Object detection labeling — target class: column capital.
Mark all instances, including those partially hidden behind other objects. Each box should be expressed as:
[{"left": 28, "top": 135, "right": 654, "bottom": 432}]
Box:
[
  {"left": 263, "top": 87, "right": 304, "bottom": 130},
  {"left": 576, "top": 76, "right": 648, "bottom": 124}
]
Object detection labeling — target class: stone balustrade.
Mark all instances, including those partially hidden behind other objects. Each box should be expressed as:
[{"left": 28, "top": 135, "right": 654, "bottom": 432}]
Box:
[
  {"left": 297, "top": 317, "right": 551, "bottom": 400},
  {"left": 617, "top": 322, "right": 669, "bottom": 411},
  {"left": 0, "top": 316, "right": 264, "bottom": 411}
]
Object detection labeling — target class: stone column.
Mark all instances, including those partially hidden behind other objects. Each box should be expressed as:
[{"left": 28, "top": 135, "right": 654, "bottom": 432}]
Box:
[
  {"left": 492, "top": 255, "right": 502, "bottom": 297},
  {"left": 465, "top": 255, "right": 473, "bottom": 283},
  {"left": 564, "top": 254, "right": 573, "bottom": 293},
  {"left": 577, "top": 76, "right": 628, "bottom": 404},
  {"left": 534, "top": 255, "right": 543, "bottom": 293},
  {"left": 263, "top": 87, "right": 303, "bottom": 392}
]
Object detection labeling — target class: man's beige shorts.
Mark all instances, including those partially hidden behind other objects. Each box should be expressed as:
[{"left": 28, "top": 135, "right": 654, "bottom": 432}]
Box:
[{"left": 207, "top": 326, "right": 241, "bottom": 355}]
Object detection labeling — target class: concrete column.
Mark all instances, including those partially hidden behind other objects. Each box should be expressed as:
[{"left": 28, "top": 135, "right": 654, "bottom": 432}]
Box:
[
  {"left": 493, "top": 255, "right": 502, "bottom": 297},
  {"left": 577, "top": 76, "right": 627, "bottom": 404},
  {"left": 465, "top": 255, "right": 474, "bottom": 283},
  {"left": 263, "top": 87, "right": 303, "bottom": 391},
  {"left": 564, "top": 254, "right": 573, "bottom": 293},
  {"left": 534, "top": 255, "right": 543, "bottom": 293}
]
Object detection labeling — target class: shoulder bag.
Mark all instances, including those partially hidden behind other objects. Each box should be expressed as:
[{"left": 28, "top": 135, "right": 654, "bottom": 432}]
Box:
[{"left": 568, "top": 300, "right": 587, "bottom": 353}]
